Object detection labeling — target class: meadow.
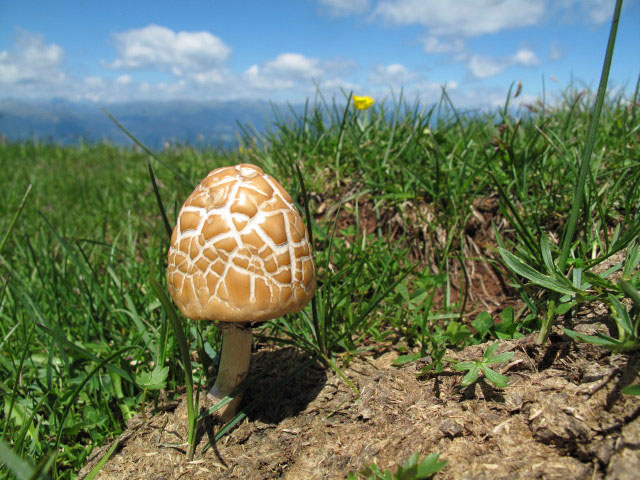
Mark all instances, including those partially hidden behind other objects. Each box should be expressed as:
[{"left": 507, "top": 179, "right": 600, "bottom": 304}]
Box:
[{"left": 1, "top": 69, "right": 639, "bottom": 479}]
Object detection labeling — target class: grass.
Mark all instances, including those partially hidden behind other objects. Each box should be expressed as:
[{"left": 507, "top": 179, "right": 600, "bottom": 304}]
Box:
[{"left": 0, "top": 74, "right": 639, "bottom": 478}]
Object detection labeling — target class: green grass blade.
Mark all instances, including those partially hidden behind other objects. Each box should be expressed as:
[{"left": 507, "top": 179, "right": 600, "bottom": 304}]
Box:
[
  {"left": 36, "top": 323, "right": 135, "bottom": 383},
  {"left": 101, "top": 108, "right": 191, "bottom": 185},
  {"left": 293, "top": 158, "right": 324, "bottom": 355},
  {"left": 623, "top": 385, "right": 640, "bottom": 396},
  {"left": 0, "top": 438, "right": 35, "bottom": 480},
  {"left": 146, "top": 157, "right": 173, "bottom": 240},
  {"left": 498, "top": 247, "right": 578, "bottom": 296},
  {"left": 148, "top": 273, "right": 197, "bottom": 460},
  {"left": 563, "top": 328, "right": 627, "bottom": 349},
  {"left": 0, "top": 184, "right": 32, "bottom": 255},
  {"left": 558, "top": 0, "right": 623, "bottom": 272},
  {"left": 608, "top": 294, "right": 632, "bottom": 335},
  {"left": 620, "top": 279, "right": 640, "bottom": 309},
  {"left": 84, "top": 439, "right": 121, "bottom": 480}
]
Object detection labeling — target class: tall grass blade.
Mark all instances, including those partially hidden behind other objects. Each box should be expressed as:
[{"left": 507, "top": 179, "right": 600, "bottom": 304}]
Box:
[
  {"left": 0, "top": 184, "right": 32, "bottom": 254},
  {"left": 557, "top": 0, "right": 623, "bottom": 272},
  {"left": 102, "top": 108, "right": 177, "bottom": 239},
  {"left": 0, "top": 438, "right": 35, "bottom": 480},
  {"left": 36, "top": 323, "right": 135, "bottom": 383},
  {"left": 292, "top": 158, "right": 324, "bottom": 355},
  {"left": 84, "top": 439, "right": 121, "bottom": 480},
  {"left": 149, "top": 274, "right": 197, "bottom": 460}
]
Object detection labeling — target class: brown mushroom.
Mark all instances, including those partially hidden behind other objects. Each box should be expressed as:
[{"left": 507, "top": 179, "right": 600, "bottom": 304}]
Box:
[{"left": 166, "top": 163, "right": 316, "bottom": 421}]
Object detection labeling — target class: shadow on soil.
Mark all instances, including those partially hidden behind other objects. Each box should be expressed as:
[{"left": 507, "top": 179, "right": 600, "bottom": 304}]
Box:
[{"left": 240, "top": 346, "right": 328, "bottom": 424}]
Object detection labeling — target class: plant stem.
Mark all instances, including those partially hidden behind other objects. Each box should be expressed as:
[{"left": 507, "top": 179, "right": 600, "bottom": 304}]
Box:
[
  {"left": 207, "top": 324, "right": 253, "bottom": 423},
  {"left": 537, "top": 298, "right": 557, "bottom": 344}
]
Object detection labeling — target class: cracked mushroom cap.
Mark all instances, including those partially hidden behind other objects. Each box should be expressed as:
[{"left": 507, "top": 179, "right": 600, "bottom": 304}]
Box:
[{"left": 167, "top": 163, "right": 316, "bottom": 323}]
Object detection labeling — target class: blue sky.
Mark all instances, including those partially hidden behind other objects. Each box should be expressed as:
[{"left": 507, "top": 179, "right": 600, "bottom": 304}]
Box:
[{"left": 1, "top": 0, "right": 638, "bottom": 108}]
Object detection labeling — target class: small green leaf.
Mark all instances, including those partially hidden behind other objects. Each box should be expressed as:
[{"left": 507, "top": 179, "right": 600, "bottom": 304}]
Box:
[
  {"left": 485, "top": 351, "right": 514, "bottom": 365},
  {"left": 415, "top": 452, "right": 447, "bottom": 478},
  {"left": 494, "top": 307, "right": 519, "bottom": 338},
  {"left": 623, "top": 385, "right": 640, "bottom": 396},
  {"left": 452, "top": 361, "right": 476, "bottom": 371},
  {"left": 203, "top": 341, "right": 219, "bottom": 363},
  {"left": 135, "top": 365, "right": 169, "bottom": 391},
  {"left": 460, "top": 365, "right": 479, "bottom": 386},
  {"left": 556, "top": 301, "right": 577, "bottom": 315},
  {"left": 482, "top": 341, "right": 499, "bottom": 360},
  {"left": 481, "top": 365, "right": 510, "bottom": 388},
  {"left": 393, "top": 353, "right": 421, "bottom": 365},
  {"left": 471, "top": 311, "right": 493, "bottom": 337},
  {"left": 540, "top": 236, "right": 556, "bottom": 275},
  {"left": 444, "top": 320, "right": 472, "bottom": 344},
  {"left": 622, "top": 242, "right": 640, "bottom": 279},
  {"left": 563, "top": 329, "right": 626, "bottom": 348},
  {"left": 498, "top": 247, "right": 578, "bottom": 296},
  {"left": 500, "top": 307, "right": 515, "bottom": 327},
  {"left": 620, "top": 280, "right": 640, "bottom": 311},
  {"left": 572, "top": 267, "right": 583, "bottom": 289},
  {"left": 607, "top": 294, "right": 632, "bottom": 335}
]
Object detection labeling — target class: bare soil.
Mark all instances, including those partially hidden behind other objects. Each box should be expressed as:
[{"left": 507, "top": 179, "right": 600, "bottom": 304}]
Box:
[{"left": 81, "top": 327, "right": 640, "bottom": 480}]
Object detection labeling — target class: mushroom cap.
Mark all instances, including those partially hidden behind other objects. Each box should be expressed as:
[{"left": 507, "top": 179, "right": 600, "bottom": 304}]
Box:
[{"left": 167, "top": 163, "right": 316, "bottom": 323}]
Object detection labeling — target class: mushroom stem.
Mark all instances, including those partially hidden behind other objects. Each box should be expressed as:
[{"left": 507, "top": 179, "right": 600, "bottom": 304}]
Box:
[{"left": 207, "top": 323, "right": 252, "bottom": 422}]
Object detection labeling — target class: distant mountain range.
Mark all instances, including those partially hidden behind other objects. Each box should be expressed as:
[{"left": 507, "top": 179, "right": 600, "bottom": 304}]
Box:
[{"left": 0, "top": 98, "right": 300, "bottom": 149}]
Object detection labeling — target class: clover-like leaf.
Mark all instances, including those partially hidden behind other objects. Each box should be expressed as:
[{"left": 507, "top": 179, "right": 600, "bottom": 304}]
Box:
[
  {"left": 472, "top": 311, "right": 493, "bottom": 338},
  {"left": 135, "top": 365, "right": 169, "bottom": 391}
]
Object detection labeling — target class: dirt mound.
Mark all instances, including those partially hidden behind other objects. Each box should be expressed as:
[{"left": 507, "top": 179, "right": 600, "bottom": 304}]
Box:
[{"left": 80, "top": 334, "right": 640, "bottom": 480}]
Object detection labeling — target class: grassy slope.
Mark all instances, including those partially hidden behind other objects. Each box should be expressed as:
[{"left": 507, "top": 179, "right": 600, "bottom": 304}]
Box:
[{"left": 0, "top": 86, "right": 639, "bottom": 478}]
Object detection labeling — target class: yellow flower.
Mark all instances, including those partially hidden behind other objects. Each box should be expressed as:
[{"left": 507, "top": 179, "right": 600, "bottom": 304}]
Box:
[{"left": 353, "top": 95, "right": 374, "bottom": 110}]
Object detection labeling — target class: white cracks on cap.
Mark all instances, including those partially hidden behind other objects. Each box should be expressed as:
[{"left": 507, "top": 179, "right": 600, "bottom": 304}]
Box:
[{"left": 167, "top": 163, "right": 316, "bottom": 323}]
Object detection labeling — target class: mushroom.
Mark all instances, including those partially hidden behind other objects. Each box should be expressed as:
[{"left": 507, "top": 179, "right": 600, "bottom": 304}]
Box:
[{"left": 166, "top": 163, "right": 316, "bottom": 421}]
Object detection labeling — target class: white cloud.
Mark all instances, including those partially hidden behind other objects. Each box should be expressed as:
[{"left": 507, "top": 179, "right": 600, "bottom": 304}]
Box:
[
  {"left": 512, "top": 48, "right": 539, "bottom": 67},
  {"left": 242, "top": 53, "right": 359, "bottom": 100},
  {"left": 244, "top": 53, "right": 324, "bottom": 90},
  {"left": 467, "top": 55, "right": 507, "bottom": 79},
  {"left": 557, "top": 0, "right": 614, "bottom": 24},
  {"left": 318, "top": 0, "right": 370, "bottom": 15},
  {"left": 423, "top": 35, "right": 465, "bottom": 54},
  {"left": 107, "top": 24, "right": 231, "bottom": 79},
  {"left": 369, "top": 63, "right": 415, "bottom": 85},
  {"left": 467, "top": 48, "right": 540, "bottom": 79},
  {"left": 372, "top": 0, "right": 545, "bottom": 36},
  {"left": 0, "top": 30, "right": 66, "bottom": 87},
  {"left": 116, "top": 74, "right": 133, "bottom": 85},
  {"left": 191, "top": 70, "right": 227, "bottom": 85}
]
